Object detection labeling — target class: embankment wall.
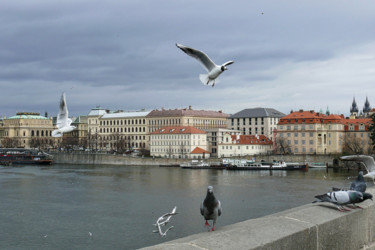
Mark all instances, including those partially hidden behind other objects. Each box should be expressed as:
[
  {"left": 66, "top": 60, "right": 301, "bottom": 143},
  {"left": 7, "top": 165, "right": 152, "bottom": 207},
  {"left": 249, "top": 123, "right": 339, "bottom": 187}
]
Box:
[
  {"left": 50, "top": 153, "right": 336, "bottom": 166},
  {"left": 142, "top": 187, "right": 375, "bottom": 250}
]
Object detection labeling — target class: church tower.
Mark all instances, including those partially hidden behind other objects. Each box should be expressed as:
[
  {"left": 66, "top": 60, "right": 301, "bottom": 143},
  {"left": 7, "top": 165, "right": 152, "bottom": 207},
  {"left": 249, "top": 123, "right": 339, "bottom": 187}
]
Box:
[
  {"left": 363, "top": 96, "right": 371, "bottom": 117},
  {"left": 350, "top": 97, "right": 359, "bottom": 119}
]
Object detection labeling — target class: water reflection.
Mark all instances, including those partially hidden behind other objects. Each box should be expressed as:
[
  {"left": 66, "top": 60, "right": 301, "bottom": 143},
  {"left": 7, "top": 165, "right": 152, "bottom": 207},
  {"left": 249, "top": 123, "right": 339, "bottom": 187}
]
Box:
[{"left": 0, "top": 164, "right": 367, "bottom": 249}]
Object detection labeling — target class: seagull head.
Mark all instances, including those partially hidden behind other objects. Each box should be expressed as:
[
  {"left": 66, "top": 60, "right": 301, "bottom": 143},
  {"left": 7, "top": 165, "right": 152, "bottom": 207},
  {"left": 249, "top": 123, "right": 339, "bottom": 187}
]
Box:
[{"left": 221, "top": 66, "right": 228, "bottom": 71}]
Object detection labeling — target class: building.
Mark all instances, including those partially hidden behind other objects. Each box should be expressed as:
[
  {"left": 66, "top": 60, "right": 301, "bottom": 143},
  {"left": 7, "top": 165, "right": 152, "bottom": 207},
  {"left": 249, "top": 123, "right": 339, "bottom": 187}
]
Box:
[
  {"left": 64, "top": 115, "right": 88, "bottom": 148},
  {"left": 150, "top": 126, "right": 209, "bottom": 159},
  {"left": 147, "top": 106, "right": 229, "bottom": 133},
  {"left": 98, "top": 110, "right": 150, "bottom": 151},
  {"left": 0, "top": 112, "right": 56, "bottom": 148},
  {"left": 276, "top": 109, "right": 372, "bottom": 155},
  {"left": 217, "top": 134, "right": 273, "bottom": 158},
  {"left": 206, "top": 128, "right": 241, "bottom": 157},
  {"left": 228, "top": 108, "right": 285, "bottom": 141}
]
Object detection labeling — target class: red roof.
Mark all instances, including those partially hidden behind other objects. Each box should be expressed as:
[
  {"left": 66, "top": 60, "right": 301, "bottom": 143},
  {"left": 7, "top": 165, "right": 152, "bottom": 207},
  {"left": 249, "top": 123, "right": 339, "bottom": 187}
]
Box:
[
  {"left": 150, "top": 126, "right": 206, "bottom": 135},
  {"left": 230, "top": 135, "right": 273, "bottom": 145},
  {"left": 191, "top": 147, "right": 210, "bottom": 154},
  {"left": 147, "top": 108, "right": 228, "bottom": 118}
]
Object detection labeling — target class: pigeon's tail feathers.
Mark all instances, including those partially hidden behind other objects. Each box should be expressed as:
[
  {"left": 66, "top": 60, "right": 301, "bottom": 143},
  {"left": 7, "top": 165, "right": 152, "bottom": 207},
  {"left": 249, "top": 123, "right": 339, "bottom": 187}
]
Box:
[
  {"left": 52, "top": 130, "right": 63, "bottom": 137},
  {"left": 199, "top": 74, "right": 210, "bottom": 85},
  {"left": 314, "top": 194, "right": 331, "bottom": 202}
]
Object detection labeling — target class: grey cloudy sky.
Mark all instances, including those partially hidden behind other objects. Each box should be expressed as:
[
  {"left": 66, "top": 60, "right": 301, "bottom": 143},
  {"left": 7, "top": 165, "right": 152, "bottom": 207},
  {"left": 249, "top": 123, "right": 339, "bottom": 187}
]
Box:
[{"left": 1, "top": 0, "right": 374, "bottom": 118}]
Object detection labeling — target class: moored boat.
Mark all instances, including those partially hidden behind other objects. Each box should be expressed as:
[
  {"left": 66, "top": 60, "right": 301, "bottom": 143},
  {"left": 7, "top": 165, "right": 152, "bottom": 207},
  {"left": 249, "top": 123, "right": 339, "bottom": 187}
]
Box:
[
  {"left": 0, "top": 149, "right": 52, "bottom": 165},
  {"left": 226, "top": 160, "right": 307, "bottom": 171}
]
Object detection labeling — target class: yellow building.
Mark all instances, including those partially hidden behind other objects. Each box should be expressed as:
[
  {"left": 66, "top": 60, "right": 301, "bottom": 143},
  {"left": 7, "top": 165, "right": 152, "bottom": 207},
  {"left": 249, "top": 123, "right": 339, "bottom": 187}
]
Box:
[{"left": 0, "top": 112, "right": 56, "bottom": 148}]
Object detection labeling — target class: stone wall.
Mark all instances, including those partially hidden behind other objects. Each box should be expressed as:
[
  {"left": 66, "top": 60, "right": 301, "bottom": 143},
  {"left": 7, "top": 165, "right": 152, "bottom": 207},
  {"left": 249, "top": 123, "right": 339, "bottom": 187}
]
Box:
[
  {"left": 50, "top": 152, "right": 336, "bottom": 166},
  {"left": 142, "top": 187, "right": 375, "bottom": 250}
]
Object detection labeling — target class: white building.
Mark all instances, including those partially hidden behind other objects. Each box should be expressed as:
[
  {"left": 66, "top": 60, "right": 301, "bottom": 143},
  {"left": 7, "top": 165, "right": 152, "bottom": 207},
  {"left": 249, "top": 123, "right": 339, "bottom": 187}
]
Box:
[
  {"left": 218, "top": 134, "right": 273, "bottom": 158},
  {"left": 150, "top": 126, "right": 209, "bottom": 159}
]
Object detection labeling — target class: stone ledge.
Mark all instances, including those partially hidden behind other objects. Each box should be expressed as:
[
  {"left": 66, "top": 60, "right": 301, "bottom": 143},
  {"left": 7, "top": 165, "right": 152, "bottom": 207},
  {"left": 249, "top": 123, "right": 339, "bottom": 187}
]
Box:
[{"left": 142, "top": 187, "right": 375, "bottom": 250}]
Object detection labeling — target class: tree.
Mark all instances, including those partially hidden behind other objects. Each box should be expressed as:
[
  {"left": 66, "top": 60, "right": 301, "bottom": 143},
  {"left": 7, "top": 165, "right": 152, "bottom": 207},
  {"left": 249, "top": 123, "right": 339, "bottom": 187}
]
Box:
[
  {"left": 369, "top": 114, "right": 375, "bottom": 150},
  {"left": 1, "top": 137, "right": 19, "bottom": 148},
  {"left": 342, "top": 134, "right": 365, "bottom": 155},
  {"left": 275, "top": 137, "right": 291, "bottom": 154}
]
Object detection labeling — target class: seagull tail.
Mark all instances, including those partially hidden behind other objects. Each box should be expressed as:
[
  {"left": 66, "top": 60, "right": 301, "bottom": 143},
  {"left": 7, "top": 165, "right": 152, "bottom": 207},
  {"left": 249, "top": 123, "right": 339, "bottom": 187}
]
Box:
[
  {"left": 52, "top": 130, "right": 63, "bottom": 137},
  {"left": 199, "top": 74, "right": 210, "bottom": 86}
]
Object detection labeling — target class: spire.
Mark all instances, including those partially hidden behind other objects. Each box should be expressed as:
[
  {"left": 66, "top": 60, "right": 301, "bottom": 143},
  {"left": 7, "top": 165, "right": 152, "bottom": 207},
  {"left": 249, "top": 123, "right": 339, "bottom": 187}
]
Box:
[
  {"left": 350, "top": 97, "right": 359, "bottom": 113},
  {"left": 326, "top": 106, "right": 330, "bottom": 116},
  {"left": 363, "top": 96, "right": 371, "bottom": 113}
]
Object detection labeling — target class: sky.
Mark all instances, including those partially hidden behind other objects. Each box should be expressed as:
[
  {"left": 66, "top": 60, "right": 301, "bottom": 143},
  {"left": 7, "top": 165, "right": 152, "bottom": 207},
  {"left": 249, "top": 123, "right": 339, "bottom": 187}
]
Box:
[{"left": 1, "top": 0, "right": 375, "bottom": 118}]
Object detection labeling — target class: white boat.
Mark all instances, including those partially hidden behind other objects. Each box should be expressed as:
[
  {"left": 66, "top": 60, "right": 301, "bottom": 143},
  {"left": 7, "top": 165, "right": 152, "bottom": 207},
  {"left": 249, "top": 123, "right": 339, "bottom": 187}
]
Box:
[{"left": 180, "top": 160, "right": 210, "bottom": 168}]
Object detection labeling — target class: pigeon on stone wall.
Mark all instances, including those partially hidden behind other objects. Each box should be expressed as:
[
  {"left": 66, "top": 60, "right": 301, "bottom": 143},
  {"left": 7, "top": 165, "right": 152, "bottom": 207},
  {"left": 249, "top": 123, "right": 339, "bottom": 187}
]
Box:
[
  {"left": 332, "top": 171, "right": 367, "bottom": 193},
  {"left": 200, "top": 186, "right": 221, "bottom": 231},
  {"left": 313, "top": 190, "right": 368, "bottom": 211},
  {"left": 176, "top": 43, "right": 234, "bottom": 87}
]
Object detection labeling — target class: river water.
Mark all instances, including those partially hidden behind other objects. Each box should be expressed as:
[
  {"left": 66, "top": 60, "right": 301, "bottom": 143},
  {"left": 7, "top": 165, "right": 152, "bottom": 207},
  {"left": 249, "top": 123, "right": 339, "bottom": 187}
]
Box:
[{"left": 0, "top": 164, "right": 366, "bottom": 249}]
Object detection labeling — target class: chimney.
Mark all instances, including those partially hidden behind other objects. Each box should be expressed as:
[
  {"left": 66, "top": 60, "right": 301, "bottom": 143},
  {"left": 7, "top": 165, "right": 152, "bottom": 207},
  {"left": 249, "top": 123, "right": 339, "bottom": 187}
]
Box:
[{"left": 189, "top": 105, "right": 192, "bottom": 110}]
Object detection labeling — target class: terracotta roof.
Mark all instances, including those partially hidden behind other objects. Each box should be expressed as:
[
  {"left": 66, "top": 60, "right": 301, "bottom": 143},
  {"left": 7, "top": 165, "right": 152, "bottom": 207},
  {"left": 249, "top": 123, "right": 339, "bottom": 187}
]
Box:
[
  {"left": 147, "top": 108, "right": 228, "bottom": 118},
  {"left": 150, "top": 126, "right": 207, "bottom": 135},
  {"left": 278, "top": 110, "right": 326, "bottom": 124},
  {"left": 229, "top": 134, "right": 273, "bottom": 145},
  {"left": 191, "top": 147, "right": 210, "bottom": 154}
]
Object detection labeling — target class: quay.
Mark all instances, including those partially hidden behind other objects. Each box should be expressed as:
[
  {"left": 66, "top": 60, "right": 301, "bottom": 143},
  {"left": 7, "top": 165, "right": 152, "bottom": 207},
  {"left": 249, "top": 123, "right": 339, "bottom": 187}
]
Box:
[
  {"left": 51, "top": 152, "right": 339, "bottom": 167},
  {"left": 142, "top": 186, "right": 375, "bottom": 250}
]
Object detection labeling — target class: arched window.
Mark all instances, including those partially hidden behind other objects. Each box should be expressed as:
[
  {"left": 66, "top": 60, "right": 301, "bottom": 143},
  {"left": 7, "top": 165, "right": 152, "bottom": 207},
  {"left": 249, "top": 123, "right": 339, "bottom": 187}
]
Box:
[
  {"left": 31, "top": 130, "right": 34, "bottom": 136},
  {"left": 41, "top": 131, "right": 44, "bottom": 136},
  {"left": 36, "top": 130, "right": 39, "bottom": 136}
]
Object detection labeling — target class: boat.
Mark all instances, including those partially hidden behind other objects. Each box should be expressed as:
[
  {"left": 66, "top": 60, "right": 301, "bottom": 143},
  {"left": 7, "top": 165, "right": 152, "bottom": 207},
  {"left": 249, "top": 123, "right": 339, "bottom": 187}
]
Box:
[
  {"left": 0, "top": 149, "right": 53, "bottom": 165},
  {"left": 307, "top": 162, "right": 327, "bottom": 168},
  {"left": 180, "top": 160, "right": 225, "bottom": 169},
  {"left": 226, "top": 160, "right": 307, "bottom": 171}
]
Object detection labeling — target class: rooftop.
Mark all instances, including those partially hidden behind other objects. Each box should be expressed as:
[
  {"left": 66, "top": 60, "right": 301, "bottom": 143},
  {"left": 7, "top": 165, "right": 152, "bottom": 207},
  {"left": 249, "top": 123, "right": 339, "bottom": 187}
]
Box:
[
  {"left": 147, "top": 107, "right": 228, "bottom": 118},
  {"left": 230, "top": 108, "right": 285, "bottom": 118},
  {"left": 150, "top": 126, "right": 206, "bottom": 135},
  {"left": 101, "top": 111, "right": 150, "bottom": 119}
]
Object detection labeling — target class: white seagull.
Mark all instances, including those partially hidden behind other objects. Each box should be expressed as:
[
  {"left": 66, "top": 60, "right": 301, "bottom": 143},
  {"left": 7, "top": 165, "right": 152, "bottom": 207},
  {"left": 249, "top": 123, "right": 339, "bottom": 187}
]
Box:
[
  {"left": 176, "top": 43, "right": 234, "bottom": 87},
  {"left": 340, "top": 155, "right": 375, "bottom": 183},
  {"left": 52, "top": 92, "right": 76, "bottom": 137}
]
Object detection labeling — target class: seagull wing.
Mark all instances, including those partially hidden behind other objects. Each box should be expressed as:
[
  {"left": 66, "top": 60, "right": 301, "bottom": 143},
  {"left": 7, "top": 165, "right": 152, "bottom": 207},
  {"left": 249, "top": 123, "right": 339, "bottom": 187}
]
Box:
[
  {"left": 217, "top": 200, "right": 221, "bottom": 216},
  {"left": 56, "top": 92, "right": 68, "bottom": 129},
  {"left": 222, "top": 61, "right": 234, "bottom": 67},
  {"left": 176, "top": 43, "right": 216, "bottom": 72},
  {"left": 361, "top": 156, "right": 375, "bottom": 173}
]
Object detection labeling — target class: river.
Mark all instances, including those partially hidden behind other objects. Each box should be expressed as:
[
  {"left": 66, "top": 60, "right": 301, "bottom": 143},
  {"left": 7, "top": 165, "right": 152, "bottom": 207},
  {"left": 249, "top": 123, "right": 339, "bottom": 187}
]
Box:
[{"left": 0, "top": 164, "right": 365, "bottom": 249}]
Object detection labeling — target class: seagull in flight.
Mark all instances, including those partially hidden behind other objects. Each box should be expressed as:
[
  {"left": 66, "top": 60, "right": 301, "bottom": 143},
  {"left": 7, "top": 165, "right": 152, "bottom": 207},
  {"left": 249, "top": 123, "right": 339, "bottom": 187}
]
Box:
[
  {"left": 52, "top": 92, "right": 76, "bottom": 137},
  {"left": 176, "top": 43, "right": 234, "bottom": 87},
  {"left": 341, "top": 155, "right": 375, "bottom": 184}
]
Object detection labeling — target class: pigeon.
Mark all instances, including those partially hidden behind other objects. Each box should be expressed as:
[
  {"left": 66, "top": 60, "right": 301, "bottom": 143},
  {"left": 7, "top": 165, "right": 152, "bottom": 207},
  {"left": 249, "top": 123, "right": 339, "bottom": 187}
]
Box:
[
  {"left": 52, "top": 92, "right": 76, "bottom": 137},
  {"left": 313, "top": 190, "right": 365, "bottom": 211},
  {"left": 340, "top": 155, "right": 375, "bottom": 184},
  {"left": 332, "top": 171, "right": 367, "bottom": 193},
  {"left": 200, "top": 186, "right": 221, "bottom": 231},
  {"left": 176, "top": 43, "right": 234, "bottom": 87}
]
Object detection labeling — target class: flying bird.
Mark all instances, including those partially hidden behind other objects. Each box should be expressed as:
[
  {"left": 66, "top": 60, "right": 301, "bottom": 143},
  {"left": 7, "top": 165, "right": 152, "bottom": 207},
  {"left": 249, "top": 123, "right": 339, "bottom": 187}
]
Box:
[
  {"left": 340, "top": 155, "right": 375, "bottom": 184},
  {"left": 52, "top": 92, "right": 76, "bottom": 137},
  {"left": 313, "top": 190, "right": 366, "bottom": 211},
  {"left": 200, "top": 186, "right": 221, "bottom": 231},
  {"left": 176, "top": 43, "right": 234, "bottom": 87},
  {"left": 333, "top": 171, "right": 367, "bottom": 193}
]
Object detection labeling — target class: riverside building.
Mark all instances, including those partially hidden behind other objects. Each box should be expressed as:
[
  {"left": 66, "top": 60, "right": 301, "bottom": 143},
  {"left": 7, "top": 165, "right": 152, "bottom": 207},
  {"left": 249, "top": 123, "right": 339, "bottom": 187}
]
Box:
[
  {"left": 150, "top": 126, "right": 209, "bottom": 159},
  {"left": 228, "top": 107, "right": 285, "bottom": 142}
]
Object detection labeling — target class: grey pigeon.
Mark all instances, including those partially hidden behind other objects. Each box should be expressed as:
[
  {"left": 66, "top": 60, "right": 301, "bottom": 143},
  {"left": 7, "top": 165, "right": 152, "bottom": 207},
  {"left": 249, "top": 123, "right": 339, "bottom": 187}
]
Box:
[
  {"left": 313, "top": 190, "right": 364, "bottom": 211},
  {"left": 332, "top": 171, "right": 367, "bottom": 193},
  {"left": 340, "top": 155, "right": 375, "bottom": 183},
  {"left": 200, "top": 186, "right": 221, "bottom": 231},
  {"left": 176, "top": 43, "right": 234, "bottom": 87}
]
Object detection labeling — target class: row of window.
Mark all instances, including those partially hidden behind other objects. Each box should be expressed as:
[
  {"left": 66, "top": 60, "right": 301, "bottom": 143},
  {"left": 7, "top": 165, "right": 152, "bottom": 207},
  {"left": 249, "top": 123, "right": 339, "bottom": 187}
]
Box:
[
  {"left": 231, "top": 117, "right": 279, "bottom": 126},
  {"left": 100, "top": 127, "right": 146, "bottom": 133},
  {"left": 100, "top": 119, "right": 146, "bottom": 126}
]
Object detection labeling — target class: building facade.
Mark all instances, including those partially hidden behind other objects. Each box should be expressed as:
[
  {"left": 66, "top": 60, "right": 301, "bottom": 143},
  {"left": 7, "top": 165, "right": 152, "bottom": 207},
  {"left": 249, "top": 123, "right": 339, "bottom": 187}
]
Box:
[
  {"left": 0, "top": 112, "right": 56, "bottom": 148},
  {"left": 229, "top": 108, "right": 285, "bottom": 141},
  {"left": 150, "top": 126, "right": 209, "bottom": 158},
  {"left": 276, "top": 109, "right": 372, "bottom": 155},
  {"left": 217, "top": 134, "right": 273, "bottom": 158}
]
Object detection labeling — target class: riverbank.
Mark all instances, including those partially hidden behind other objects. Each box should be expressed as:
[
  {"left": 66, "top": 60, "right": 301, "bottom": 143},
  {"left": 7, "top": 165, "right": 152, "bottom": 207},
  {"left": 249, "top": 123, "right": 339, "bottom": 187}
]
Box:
[{"left": 50, "top": 152, "right": 338, "bottom": 166}]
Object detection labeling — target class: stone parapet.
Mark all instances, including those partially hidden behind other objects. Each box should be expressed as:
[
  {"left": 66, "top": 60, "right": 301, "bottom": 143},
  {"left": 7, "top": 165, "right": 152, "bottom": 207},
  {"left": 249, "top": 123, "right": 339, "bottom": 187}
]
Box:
[{"left": 142, "top": 187, "right": 375, "bottom": 250}]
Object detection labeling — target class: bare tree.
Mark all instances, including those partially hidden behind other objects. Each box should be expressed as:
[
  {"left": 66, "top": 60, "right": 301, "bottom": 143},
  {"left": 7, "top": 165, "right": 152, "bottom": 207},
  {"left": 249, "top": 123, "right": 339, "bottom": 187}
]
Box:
[
  {"left": 342, "top": 134, "right": 365, "bottom": 154},
  {"left": 275, "top": 137, "right": 291, "bottom": 154},
  {"left": 1, "top": 137, "right": 19, "bottom": 148}
]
